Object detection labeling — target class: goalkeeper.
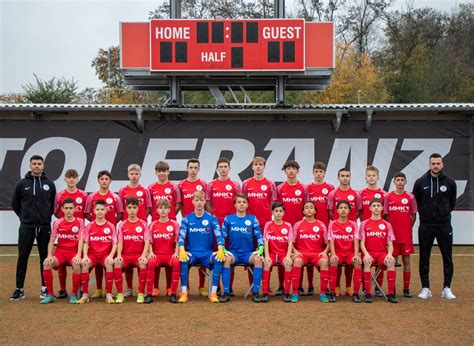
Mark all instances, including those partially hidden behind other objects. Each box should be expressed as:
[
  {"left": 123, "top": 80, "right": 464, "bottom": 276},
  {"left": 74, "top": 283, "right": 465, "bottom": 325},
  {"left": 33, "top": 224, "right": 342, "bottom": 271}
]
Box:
[
  {"left": 177, "top": 191, "right": 225, "bottom": 303},
  {"left": 220, "top": 194, "right": 264, "bottom": 303}
]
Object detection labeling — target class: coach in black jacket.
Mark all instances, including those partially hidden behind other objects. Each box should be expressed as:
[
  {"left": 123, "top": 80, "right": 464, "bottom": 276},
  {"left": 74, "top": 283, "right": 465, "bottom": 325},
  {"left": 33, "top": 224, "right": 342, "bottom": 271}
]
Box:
[
  {"left": 9, "top": 155, "right": 56, "bottom": 301},
  {"left": 413, "top": 153, "right": 457, "bottom": 300}
]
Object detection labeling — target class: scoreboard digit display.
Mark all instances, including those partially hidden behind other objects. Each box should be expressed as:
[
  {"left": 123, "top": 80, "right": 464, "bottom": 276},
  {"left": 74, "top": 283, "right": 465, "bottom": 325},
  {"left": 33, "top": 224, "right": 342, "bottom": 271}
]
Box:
[{"left": 149, "top": 19, "right": 305, "bottom": 71}]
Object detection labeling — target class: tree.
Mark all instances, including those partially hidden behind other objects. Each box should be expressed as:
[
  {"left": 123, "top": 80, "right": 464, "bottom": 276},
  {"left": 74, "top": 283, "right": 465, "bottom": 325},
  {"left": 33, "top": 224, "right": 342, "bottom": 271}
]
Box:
[
  {"left": 22, "top": 74, "right": 77, "bottom": 103},
  {"left": 0, "top": 92, "right": 24, "bottom": 103},
  {"left": 295, "top": 0, "right": 344, "bottom": 22},
  {"left": 91, "top": 46, "right": 123, "bottom": 89}
]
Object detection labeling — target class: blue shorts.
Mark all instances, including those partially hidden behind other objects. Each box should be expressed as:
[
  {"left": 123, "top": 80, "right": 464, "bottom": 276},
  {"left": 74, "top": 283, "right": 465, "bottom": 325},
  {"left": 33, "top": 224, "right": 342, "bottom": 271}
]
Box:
[
  {"left": 188, "top": 251, "right": 215, "bottom": 269},
  {"left": 228, "top": 250, "right": 253, "bottom": 266}
]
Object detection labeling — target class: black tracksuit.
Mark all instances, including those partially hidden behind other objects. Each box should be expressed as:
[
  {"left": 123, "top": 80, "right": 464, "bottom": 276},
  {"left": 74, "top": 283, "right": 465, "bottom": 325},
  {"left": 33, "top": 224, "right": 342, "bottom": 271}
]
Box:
[
  {"left": 11, "top": 172, "right": 56, "bottom": 289},
  {"left": 413, "top": 170, "right": 457, "bottom": 289}
]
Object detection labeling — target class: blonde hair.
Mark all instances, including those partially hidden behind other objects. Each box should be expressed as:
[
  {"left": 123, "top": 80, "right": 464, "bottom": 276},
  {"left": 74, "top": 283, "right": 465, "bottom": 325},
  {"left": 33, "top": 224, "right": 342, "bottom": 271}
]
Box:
[
  {"left": 366, "top": 165, "right": 379, "bottom": 175},
  {"left": 252, "top": 156, "right": 266, "bottom": 165},
  {"left": 128, "top": 163, "right": 141, "bottom": 172},
  {"left": 193, "top": 191, "right": 206, "bottom": 200}
]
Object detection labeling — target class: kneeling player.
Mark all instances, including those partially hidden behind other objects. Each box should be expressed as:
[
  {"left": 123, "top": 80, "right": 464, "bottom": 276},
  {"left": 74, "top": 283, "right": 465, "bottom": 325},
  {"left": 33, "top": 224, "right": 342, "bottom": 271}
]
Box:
[
  {"left": 178, "top": 191, "right": 225, "bottom": 303},
  {"left": 291, "top": 201, "right": 330, "bottom": 303},
  {"left": 79, "top": 200, "right": 118, "bottom": 304},
  {"left": 262, "top": 202, "right": 293, "bottom": 302},
  {"left": 114, "top": 197, "right": 150, "bottom": 304},
  {"left": 41, "top": 198, "right": 84, "bottom": 304},
  {"left": 145, "top": 199, "right": 180, "bottom": 304},
  {"left": 220, "top": 194, "right": 264, "bottom": 303},
  {"left": 360, "top": 198, "right": 398, "bottom": 303},
  {"left": 327, "top": 201, "right": 362, "bottom": 303}
]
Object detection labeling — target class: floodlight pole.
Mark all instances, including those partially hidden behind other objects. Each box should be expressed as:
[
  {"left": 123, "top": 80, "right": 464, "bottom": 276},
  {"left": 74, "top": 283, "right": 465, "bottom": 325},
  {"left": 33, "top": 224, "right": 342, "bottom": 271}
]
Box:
[
  {"left": 275, "top": 0, "right": 285, "bottom": 105},
  {"left": 170, "top": 0, "right": 182, "bottom": 105}
]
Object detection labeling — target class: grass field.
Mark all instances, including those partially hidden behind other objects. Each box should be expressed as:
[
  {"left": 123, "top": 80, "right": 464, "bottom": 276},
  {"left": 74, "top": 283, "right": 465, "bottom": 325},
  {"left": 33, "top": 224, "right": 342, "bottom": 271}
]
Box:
[{"left": 0, "top": 246, "right": 473, "bottom": 344}]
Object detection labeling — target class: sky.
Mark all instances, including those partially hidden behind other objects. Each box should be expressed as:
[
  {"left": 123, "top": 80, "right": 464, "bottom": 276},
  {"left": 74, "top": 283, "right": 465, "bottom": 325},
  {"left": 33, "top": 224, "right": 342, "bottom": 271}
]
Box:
[{"left": 0, "top": 0, "right": 469, "bottom": 94}]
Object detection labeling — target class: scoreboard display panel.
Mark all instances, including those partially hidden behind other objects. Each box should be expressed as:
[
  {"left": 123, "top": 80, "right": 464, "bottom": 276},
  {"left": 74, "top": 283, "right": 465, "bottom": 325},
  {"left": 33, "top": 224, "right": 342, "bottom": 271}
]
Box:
[{"left": 149, "top": 19, "right": 305, "bottom": 71}]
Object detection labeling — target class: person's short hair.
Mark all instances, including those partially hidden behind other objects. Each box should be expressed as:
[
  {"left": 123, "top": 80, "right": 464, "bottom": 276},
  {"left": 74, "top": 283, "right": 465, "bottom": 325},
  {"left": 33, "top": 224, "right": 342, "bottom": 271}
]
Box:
[
  {"left": 216, "top": 157, "right": 230, "bottom": 168},
  {"left": 312, "top": 162, "right": 327, "bottom": 171},
  {"left": 187, "top": 158, "right": 200, "bottom": 168},
  {"left": 94, "top": 199, "right": 107, "bottom": 207},
  {"left": 97, "top": 170, "right": 112, "bottom": 179},
  {"left": 62, "top": 198, "right": 76, "bottom": 207},
  {"left": 126, "top": 197, "right": 139, "bottom": 206},
  {"left": 271, "top": 201, "right": 285, "bottom": 211},
  {"left": 430, "top": 153, "right": 442, "bottom": 160},
  {"left": 252, "top": 156, "right": 266, "bottom": 166},
  {"left": 64, "top": 169, "right": 79, "bottom": 178},
  {"left": 157, "top": 199, "right": 171, "bottom": 208},
  {"left": 30, "top": 155, "right": 44, "bottom": 162},
  {"left": 366, "top": 165, "right": 379, "bottom": 175},
  {"left": 193, "top": 191, "right": 205, "bottom": 200},
  {"left": 393, "top": 172, "right": 406, "bottom": 179},
  {"left": 369, "top": 198, "right": 383, "bottom": 206},
  {"left": 302, "top": 201, "right": 317, "bottom": 215},
  {"left": 155, "top": 161, "right": 169, "bottom": 172},
  {"left": 336, "top": 200, "right": 351, "bottom": 210},
  {"left": 338, "top": 168, "right": 350, "bottom": 176},
  {"left": 282, "top": 160, "right": 300, "bottom": 170},
  {"left": 234, "top": 193, "right": 248, "bottom": 203},
  {"left": 128, "top": 164, "right": 141, "bottom": 172}
]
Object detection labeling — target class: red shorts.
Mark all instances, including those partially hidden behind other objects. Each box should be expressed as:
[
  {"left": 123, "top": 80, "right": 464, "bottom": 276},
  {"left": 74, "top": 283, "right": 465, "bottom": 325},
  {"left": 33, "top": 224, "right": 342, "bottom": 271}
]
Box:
[
  {"left": 364, "top": 252, "right": 387, "bottom": 267},
  {"left": 121, "top": 254, "right": 141, "bottom": 269},
  {"left": 88, "top": 253, "right": 109, "bottom": 268},
  {"left": 147, "top": 254, "right": 179, "bottom": 269},
  {"left": 54, "top": 250, "right": 76, "bottom": 266},
  {"left": 336, "top": 252, "right": 354, "bottom": 266},
  {"left": 299, "top": 252, "right": 326, "bottom": 267},
  {"left": 392, "top": 243, "right": 415, "bottom": 257},
  {"left": 267, "top": 253, "right": 287, "bottom": 266}
]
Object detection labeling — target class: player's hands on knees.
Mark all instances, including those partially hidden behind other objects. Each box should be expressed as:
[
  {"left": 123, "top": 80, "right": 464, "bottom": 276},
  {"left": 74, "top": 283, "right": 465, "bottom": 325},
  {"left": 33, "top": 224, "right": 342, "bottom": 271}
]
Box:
[
  {"left": 264, "top": 257, "right": 273, "bottom": 265},
  {"left": 330, "top": 254, "right": 338, "bottom": 264},
  {"left": 178, "top": 246, "right": 189, "bottom": 262},
  {"left": 215, "top": 246, "right": 226, "bottom": 262},
  {"left": 293, "top": 250, "right": 302, "bottom": 258},
  {"left": 148, "top": 252, "right": 156, "bottom": 260},
  {"left": 81, "top": 257, "right": 90, "bottom": 267},
  {"left": 138, "top": 256, "right": 148, "bottom": 265},
  {"left": 114, "top": 256, "right": 123, "bottom": 266},
  {"left": 319, "top": 252, "right": 328, "bottom": 258},
  {"left": 385, "top": 255, "right": 395, "bottom": 266},
  {"left": 363, "top": 255, "right": 373, "bottom": 265},
  {"left": 283, "top": 256, "right": 292, "bottom": 266},
  {"left": 352, "top": 255, "right": 362, "bottom": 265},
  {"left": 43, "top": 256, "right": 54, "bottom": 266},
  {"left": 72, "top": 255, "right": 82, "bottom": 265},
  {"left": 106, "top": 255, "right": 116, "bottom": 266}
]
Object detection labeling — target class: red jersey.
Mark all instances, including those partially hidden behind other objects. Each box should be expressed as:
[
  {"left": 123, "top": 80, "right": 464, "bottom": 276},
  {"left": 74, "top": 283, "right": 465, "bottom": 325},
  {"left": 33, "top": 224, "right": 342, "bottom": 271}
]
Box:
[
  {"left": 277, "top": 181, "right": 308, "bottom": 226},
  {"left": 327, "top": 187, "right": 362, "bottom": 221},
  {"left": 242, "top": 177, "right": 277, "bottom": 227},
  {"left": 327, "top": 220, "right": 359, "bottom": 254},
  {"left": 178, "top": 178, "right": 207, "bottom": 218},
  {"left": 84, "top": 191, "right": 123, "bottom": 225},
  {"left": 54, "top": 189, "right": 88, "bottom": 219},
  {"left": 206, "top": 178, "right": 241, "bottom": 224},
  {"left": 118, "top": 184, "right": 152, "bottom": 221},
  {"left": 82, "top": 220, "right": 118, "bottom": 255},
  {"left": 306, "top": 182, "right": 335, "bottom": 227},
  {"left": 292, "top": 219, "right": 327, "bottom": 254},
  {"left": 148, "top": 181, "right": 181, "bottom": 221},
  {"left": 150, "top": 219, "right": 180, "bottom": 256},
  {"left": 117, "top": 219, "right": 151, "bottom": 255},
  {"left": 263, "top": 221, "right": 293, "bottom": 256},
  {"left": 385, "top": 191, "right": 417, "bottom": 244},
  {"left": 359, "top": 218, "right": 395, "bottom": 253},
  {"left": 51, "top": 217, "right": 85, "bottom": 252},
  {"left": 360, "top": 188, "right": 388, "bottom": 221}
]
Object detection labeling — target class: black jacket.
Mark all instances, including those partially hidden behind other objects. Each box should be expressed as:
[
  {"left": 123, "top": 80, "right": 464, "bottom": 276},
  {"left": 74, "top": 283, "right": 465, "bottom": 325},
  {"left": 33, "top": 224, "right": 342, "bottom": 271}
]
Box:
[
  {"left": 11, "top": 172, "right": 56, "bottom": 227},
  {"left": 413, "top": 170, "right": 457, "bottom": 225}
]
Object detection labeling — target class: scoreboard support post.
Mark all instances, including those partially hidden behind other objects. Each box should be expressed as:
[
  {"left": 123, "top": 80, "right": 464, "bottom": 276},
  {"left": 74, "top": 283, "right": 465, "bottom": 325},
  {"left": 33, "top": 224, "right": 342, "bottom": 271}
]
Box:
[
  {"left": 170, "top": 0, "right": 181, "bottom": 104},
  {"left": 275, "top": 0, "right": 286, "bottom": 104}
]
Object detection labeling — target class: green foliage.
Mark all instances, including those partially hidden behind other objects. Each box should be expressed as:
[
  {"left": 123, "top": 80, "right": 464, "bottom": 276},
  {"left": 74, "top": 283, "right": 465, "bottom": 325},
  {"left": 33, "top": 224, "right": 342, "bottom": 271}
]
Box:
[
  {"left": 22, "top": 74, "right": 77, "bottom": 103},
  {"left": 91, "top": 46, "right": 122, "bottom": 89}
]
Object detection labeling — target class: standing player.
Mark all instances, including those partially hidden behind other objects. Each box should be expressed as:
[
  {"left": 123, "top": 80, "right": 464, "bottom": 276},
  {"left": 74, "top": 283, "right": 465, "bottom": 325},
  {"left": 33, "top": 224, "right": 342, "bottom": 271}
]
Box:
[
  {"left": 84, "top": 170, "right": 123, "bottom": 298},
  {"left": 148, "top": 161, "right": 181, "bottom": 297},
  {"left": 327, "top": 201, "right": 362, "bottom": 303},
  {"left": 290, "top": 201, "right": 330, "bottom": 303},
  {"left": 178, "top": 191, "right": 226, "bottom": 303},
  {"left": 113, "top": 197, "right": 150, "bottom": 304},
  {"left": 307, "top": 162, "right": 335, "bottom": 227},
  {"left": 359, "top": 198, "right": 398, "bottom": 303},
  {"left": 385, "top": 172, "right": 417, "bottom": 297},
  {"left": 53, "top": 168, "right": 88, "bottom": 299},
  {"left": 178, "top": 158, "right": 208, "bottom": 297},
  {"left": 277, "top": 160, "right": 310, "bottom": 296},
  {"left": 40, "top": 198, "right": 84, "bottom": 304},
  {"left": 145, "top": 199, "right": 180, "bottom": 304},
  {"left": 118, "top": 164, "right": 152, "bottom": 298},
  {"left": 262, "top": 202, "right": 293, "bottom": 303},
  {"left": 327, "top": 168, "right": 362, "bottom": 296},
  {"left": 78, "top": 200, "right": 118, "bottom": 304},
  {"left": 220, "top": 194, "right": 265, "bottom": 303}
]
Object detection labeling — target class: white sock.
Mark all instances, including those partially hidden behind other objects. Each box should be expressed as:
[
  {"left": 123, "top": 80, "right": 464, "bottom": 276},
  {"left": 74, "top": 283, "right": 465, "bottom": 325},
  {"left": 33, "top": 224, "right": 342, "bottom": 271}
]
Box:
[
  {"left": 211, "top": 286, "right": 217, "bottom": 294},
  {"left": 181, "top": 286, "right": 187, "bottom": 293}
]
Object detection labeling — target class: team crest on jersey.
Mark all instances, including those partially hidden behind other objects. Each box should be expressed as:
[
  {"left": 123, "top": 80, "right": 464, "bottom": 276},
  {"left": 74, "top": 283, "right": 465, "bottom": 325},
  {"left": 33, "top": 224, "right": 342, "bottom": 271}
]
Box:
[
  {"left": 136, "top": 191, "right": 143, "bottom": 197},
  {"left": 440, "top": 185, "right": 447, "bottom": 192},
  {"left": 379, "top": 224, "right": 386, "bottom": 230},
  {"left": 281, "top": 228, "right": 288, "bottom": 235},
  {"left": 106, "top": 198, "right": 113, "bottom": 204},
  {"left": 322, "top": 188, "right": 328, "bottom": 195},
  {"left": 345, "top": 226, "right": 353, "bottom": 233},
  {"left": 164, "top": 188, "right": 171, "bottom": 194},
  {"left": 72, "top": 226, "right": 79, "bottom": 233},
  {"left": 136, "top": 226, "right": 143, "bottom": 233},
  {"left": 76, "top": 197, "right": 83, "bottom": 204},
  {"left": 295, "top": 189, "right": 302, "bottom": 196},
  {"left": 402, "top": 198, "right": 408, "bottom": 205},
  {"left": 261, "top": 185, "right": 268, "bottom": 191},
  {"left": 225, "top": 184, "right": 232, "bottom": 191},
  {"left": 196, "top": 185, "right": 203, "bottom": 191},
  {"left": 347, "top": 195, "right": 354, "bottom": 201},
  {"left": 375, "top": 193, "right": 381, "bottom": 199},
  {"left": 166, "top": 225, "right": 174, "bottom": 232},
  {"left": 245, "top": 220, "right": 251, "bottom": 226},
  {"left": 202, "top": 220, "right": 209, "bottom": 226},
  {"left": 104, "top": 227, "right": 111, "bottom": 234},
  {"left": 43, "top": 184, "right": 50, "bottom": 191},
  {"left": 313, "top": 226, "right": 320, "bottom": 232}
]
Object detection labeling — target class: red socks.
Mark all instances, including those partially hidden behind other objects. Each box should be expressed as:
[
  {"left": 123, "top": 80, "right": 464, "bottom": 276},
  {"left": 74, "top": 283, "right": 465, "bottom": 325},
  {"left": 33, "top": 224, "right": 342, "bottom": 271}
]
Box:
[
  {"left": 138, "top": 268, "right": 147, "bottom": 294},
  {"left": 319, "top": 270, "right": 329, "bottom": 294},
  {"left": 43, "top": 269, "right": 53, "bottom": 295},
  {"left": 72, "top": 273, "right": 81, "bottom": 296},
  {"left": 262, "top": 269, "right": 271, "bottom": 294},
  {"left": 307, "top": 266, "right": 314, "bottom": 289},
  {"left": 113, "top": 268, "right": 123, "bottom": 294},
  {"left": 284, "top": 270, "right": 292, "bottom": 294},
  {"left": 291, "top": 267, "right": 302, "bottom": 294},
  {"left": 125, "top": 267, "right": 134, "bottom": 289},
  {"left": 387, "top": 270, "right": 396, "bottom": 295},
  {"left": 105, "top": 271, "right": 113, "bottom": 294},
  {"left": 329, "top": 265, "right": 338, "bottom": 293},
  {"left": 58, "top": 265, "right": 67, "bottom": 291},
  {"left": 81, "top": 272, "right": 89, "bottom": 295},
  {"left": 96, "top": 266, "right": 104, "bottom": 290},
  {"left": 353, "top": 268, "right": 362, "bottom": 295},
  {"left": 363, "top": 272, "right": 372, "bottom": 295},
  {"left": 403, "top": 271, "right": 411, "bottom": 290}
]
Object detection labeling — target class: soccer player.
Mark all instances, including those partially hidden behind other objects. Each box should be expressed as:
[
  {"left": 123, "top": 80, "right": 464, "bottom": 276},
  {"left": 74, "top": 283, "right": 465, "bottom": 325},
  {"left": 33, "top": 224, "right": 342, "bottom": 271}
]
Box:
[
  {"left": 220, "top": 194, "right": 265, "bottom": 303},
  {"left": 385, "top": 172, "right": 417, "bottom": 298},
  {"left": 178, "top": 158, "right": 208, "bottom": 297},
  {"left": 118, "top": 164, "right": 152, "bottom": 298},
  {"left": 290, "top": 201, "right": 330, "bottom": 303},
  {"left": 277, "top": 160, "right": 310, "bottom": 296},
  {"left": 327, "top": 168, "right": 362, "bottom": 296},
  {"left": 78, "top": 200, "right": 118, "bottom": 304},
  {"left": 262, "top": 202, "right": 293, "bottom": 303},
  {"left": 178, "top": 191, "right": 226, "bottom": 303},
  {"left": 359, "top": 198, "right": 398, "bottom": 303},
  {"left": 84, "top": 170, "right": 123, "bottom": 298},
  {"left": 53, "top": 168, "right": 88, "bottom": 299},
  {"left": 307, "top": 162, "right": 334, "bottom": 227},
  {"left": 145, "top": 199, "right": 180, "bottom": 304},
  {"left": 40, "top": 198, "right": 84, "bottom": 304},
  {"left": 148, "top": 161, "right": 181, "bottom": 297},
  {"left": 327, "top": 200, "right": 362, "bottom": 303}
]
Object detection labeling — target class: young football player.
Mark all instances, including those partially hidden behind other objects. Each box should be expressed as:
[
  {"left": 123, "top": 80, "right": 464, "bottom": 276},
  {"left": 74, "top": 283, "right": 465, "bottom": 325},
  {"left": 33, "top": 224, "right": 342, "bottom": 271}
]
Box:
[{"left": 307, "top": 162, "right": 334, "bottom": 227}]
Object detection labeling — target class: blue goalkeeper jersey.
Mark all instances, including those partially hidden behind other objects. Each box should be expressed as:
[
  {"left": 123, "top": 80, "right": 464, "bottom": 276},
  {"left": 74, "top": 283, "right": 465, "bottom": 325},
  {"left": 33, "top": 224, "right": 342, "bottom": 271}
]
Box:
[
  {"left": 178, "top": 211, "right": 224, "bottom": 251},
  {"left": 222, "top": 213, "right": 263, "bottom": 253}
]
